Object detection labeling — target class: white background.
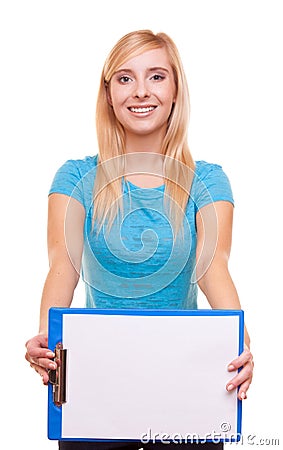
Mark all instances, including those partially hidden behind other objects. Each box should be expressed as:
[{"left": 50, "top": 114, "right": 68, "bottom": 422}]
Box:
[{"left": 0, "top": 0, "right": 282, "bottom": 448}]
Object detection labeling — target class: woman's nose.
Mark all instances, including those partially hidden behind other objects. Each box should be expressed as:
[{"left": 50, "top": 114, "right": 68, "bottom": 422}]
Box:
[{"left": 133, "top": 78, "right": 150, "bottom": 98}]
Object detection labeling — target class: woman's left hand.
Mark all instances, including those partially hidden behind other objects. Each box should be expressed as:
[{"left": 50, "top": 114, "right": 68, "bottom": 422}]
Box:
[{"left": 226, "top": 344, "right": 254, "bottom": 400}]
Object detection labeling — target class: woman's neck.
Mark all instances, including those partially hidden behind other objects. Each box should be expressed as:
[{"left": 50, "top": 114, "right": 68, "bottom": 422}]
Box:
[
  {"left": 123, "top": 129, "right": 166, "bottom": 188},
  {"left": 124, "top": 129, "right": 165, "bottom": 155},
  {"left": 123, "top": 151, "right": 165, "bottom": 188}
]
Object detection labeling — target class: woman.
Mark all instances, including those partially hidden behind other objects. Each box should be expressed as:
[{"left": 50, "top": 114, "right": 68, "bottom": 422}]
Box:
[{"left": 25, "top": 30, "right": 253, "bottom": 449}]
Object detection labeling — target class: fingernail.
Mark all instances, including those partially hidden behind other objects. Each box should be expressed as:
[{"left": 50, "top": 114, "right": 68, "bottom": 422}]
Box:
[
  {"left": 228, "top": 364, "right": 235, "bottom": 371},
  {"left": 49, "top": 362, "right": 56, "bottom": 370},
  {"left": 241, "top": 392, "right": 246, "bottom": 400},
  {"left": 227, "top": 384, "right": 234, "bottom": 391},
  {"left": 46, "top": 351, "right": 55, "bottom": 358}
]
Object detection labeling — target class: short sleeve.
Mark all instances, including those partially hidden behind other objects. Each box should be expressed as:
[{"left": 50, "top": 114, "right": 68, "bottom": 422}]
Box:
[
  {"left": 192, "top": 162, "right": 234, "bottom": 211},
  {"left": 49, "top": 159, "right": 85, "bottom": 206}
]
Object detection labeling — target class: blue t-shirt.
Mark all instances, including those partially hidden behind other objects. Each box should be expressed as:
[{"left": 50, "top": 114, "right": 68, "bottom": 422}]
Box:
[{"left": 49, "top": 155, "right": 234, "bottom": 310}]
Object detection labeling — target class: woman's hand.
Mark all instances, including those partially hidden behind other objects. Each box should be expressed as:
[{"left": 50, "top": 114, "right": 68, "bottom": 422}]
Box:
[
  {"left": 226, "top": 344, "right": 254, "bottom": 400},
  {"left": 25, "top": 334, "right": 56, "bottom": 385}
]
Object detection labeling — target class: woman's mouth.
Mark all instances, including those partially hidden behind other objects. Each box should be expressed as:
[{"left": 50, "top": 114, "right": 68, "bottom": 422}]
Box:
[{"left": 128, "top": 106, "right": 157, "bottom": 113}]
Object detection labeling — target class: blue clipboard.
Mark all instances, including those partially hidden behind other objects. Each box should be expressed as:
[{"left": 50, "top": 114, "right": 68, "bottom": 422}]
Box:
[{"left": 48, "top": 308, "right": 244, "bottom": 443}]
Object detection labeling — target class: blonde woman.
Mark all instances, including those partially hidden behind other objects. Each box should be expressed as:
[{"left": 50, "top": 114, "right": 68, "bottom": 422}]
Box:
[{"left": 25, "top": 30, "right": 253, "bottom": 450}]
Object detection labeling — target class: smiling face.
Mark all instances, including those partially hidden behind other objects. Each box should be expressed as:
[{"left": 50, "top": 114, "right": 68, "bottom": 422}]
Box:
[{"left": 107, "top": 48, "right": 176, "bottom": 149}]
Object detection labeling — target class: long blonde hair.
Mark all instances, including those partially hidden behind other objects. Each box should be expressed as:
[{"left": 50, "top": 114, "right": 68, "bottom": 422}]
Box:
[{"left": 93, "top": 30, "right": 195, "bottom": 237}]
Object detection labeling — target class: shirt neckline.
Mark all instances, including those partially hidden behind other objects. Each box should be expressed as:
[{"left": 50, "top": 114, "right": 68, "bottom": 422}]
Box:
[
  {"left": 124, "top": 177, "right": 165, "bottom": 191},
  {"left": 122, "top": 177, "right": 165, "bottom": 200}
]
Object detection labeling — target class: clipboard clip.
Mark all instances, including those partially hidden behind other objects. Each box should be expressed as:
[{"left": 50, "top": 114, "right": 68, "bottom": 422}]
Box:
[{"left": 48, "top": 343, "right": 67, "bottom": 407}]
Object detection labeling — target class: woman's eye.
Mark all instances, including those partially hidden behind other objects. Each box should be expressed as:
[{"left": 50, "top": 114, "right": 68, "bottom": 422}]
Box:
[
  {"left": 151, "top": 74, "right": 165, "bottom": 81},
  {"left": 119, "top": 76, "right": 131, "bottom": 83}
]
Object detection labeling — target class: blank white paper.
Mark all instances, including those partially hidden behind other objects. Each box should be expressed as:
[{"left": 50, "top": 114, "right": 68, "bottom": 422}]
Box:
[{"left": 61, "top": 313, "right": 240, "bottom": 441}]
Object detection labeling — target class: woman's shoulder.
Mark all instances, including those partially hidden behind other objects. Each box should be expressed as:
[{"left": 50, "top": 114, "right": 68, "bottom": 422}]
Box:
[
  {"left": 191, "top": 160, "right": 234, "bottom": 208},
  {"left": 194, "top": 160, "right": 225, "bottom": 180},
  {"left": 59, "top": 154, "right": 98, "bottom": 178},
  {"left": 49, "top": 154, "right": 99, "bottom": 206}
]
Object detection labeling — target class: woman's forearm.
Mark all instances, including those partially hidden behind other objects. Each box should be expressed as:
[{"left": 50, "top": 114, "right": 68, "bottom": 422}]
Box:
[
  {"left": 198, "top": 259, "right": 238, "bottom": 306},
  {"left": 197, "top": 259, "right": 250, "bottom": 348},
  {"left": 39, "top": 265, "right": 80, "bottom": 334}
]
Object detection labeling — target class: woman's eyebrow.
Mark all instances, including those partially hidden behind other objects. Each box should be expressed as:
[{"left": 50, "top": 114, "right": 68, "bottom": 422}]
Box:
[
  {"left": 114, "top": 66, "right": 170, "bottom": 75},
  {"left": 114, "top": 68, "right": 134, "bottom": 75},
  {"left": 148, "top": 66, "right": 170, "bottom": 73}
]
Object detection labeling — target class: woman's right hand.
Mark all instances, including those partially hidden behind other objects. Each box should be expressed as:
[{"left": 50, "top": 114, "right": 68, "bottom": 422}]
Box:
[{"left": 25, "top": 334, "right": 56, "bottom": 385}]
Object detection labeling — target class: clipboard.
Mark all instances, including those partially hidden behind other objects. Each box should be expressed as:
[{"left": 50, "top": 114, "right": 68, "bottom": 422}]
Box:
[{"left": 48, "top": 308, "right": 244, "bottom": 443}]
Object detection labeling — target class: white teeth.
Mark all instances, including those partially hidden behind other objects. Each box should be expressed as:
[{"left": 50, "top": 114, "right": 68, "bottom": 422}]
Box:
[{"left": 129, "top": 106, "right": 155, "bottom": 113}]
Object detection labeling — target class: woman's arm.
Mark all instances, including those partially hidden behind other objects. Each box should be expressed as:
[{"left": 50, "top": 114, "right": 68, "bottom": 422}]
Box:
[
  {"left": 25, "top": 193, "right": 85, "bottom": 384},
  {"left": 196, "top": 201, "right": 253, "bottom": 399}
]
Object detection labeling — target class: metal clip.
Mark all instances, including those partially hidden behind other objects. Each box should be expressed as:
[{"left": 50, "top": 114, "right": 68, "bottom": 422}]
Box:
[{"left": 49, "top": 343, "right": 67, "bottom": 406}]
